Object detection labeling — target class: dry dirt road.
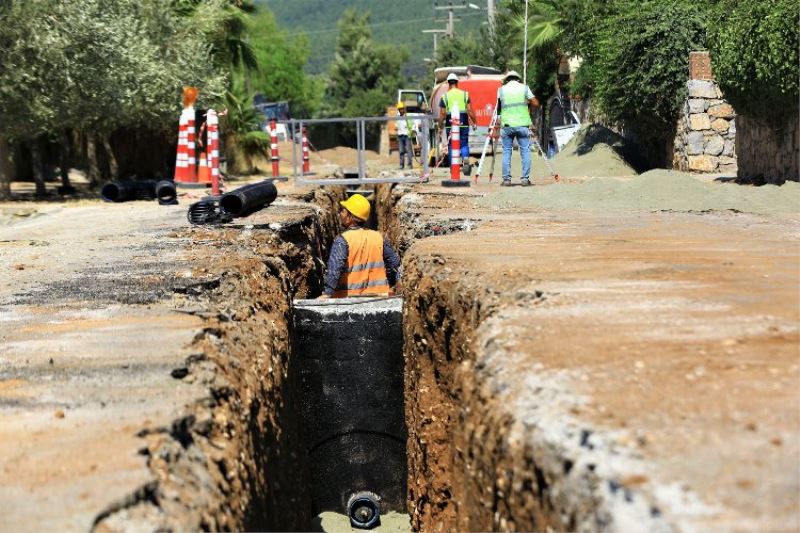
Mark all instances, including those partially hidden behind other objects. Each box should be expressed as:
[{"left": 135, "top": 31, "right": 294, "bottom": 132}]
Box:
[
  {"left": 0, "top": 201, "right": 207, "bottom": 531},
  {"left": 384, "top": 179, "right": 800, "bottom": 531}
]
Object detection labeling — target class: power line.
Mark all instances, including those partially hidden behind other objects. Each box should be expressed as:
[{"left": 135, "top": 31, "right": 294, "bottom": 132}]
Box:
[{"left": 292, "top": 11, "right": 484, "bottom": 36}]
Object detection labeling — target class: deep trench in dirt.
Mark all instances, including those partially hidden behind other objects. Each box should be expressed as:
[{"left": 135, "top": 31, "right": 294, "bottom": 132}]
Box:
[
  {"left": 92, "top": 187, "right": 420, "bottom": 532},
  {"left": 236, "top": 187, "right": 414, "bottom": 531}
]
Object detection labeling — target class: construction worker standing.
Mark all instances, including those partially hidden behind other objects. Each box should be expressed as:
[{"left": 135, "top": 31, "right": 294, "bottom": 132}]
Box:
[
  {"left": 438, "top": 73, "right": 477, "bottom": 171},
  {"left": 497, "top": 70, "right": 540, "bottom": 186},
  {"left": 321, "top": 194, "right": 401, "bottom": 298},
  {"left": 396, "top": 102, "right": 416, "bottom": 170}
]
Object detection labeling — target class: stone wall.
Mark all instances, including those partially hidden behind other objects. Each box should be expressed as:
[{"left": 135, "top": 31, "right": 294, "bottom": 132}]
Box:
[
  {"left": 673, "top": 78, "right": 738, "bottom": 174},
  {"left": 736, "top": 113, "right": 799, "bottom": 183}
]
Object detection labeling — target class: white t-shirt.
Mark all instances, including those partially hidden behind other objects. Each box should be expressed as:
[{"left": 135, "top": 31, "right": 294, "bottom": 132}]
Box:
[{"left": 396, "top": 113, "right": 418, "bottom": 136}]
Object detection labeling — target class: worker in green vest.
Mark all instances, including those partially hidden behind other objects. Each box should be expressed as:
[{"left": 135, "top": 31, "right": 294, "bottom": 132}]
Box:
[
  {"left": 497, "top": 70, "right": 540, "bottom": 186},
  {"left": 438, "top": 73, "right": 477, "bottom": 171}
]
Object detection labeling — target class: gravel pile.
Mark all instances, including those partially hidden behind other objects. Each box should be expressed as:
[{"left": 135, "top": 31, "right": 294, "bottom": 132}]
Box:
[{"left": 478, "top": 169, "right": 800, "bottom": 214}]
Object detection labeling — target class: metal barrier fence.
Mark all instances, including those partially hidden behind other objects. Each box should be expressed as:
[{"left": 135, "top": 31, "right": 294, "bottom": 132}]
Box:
[{"left": 281, "top": 115, "right": 436, "bottom": 186}]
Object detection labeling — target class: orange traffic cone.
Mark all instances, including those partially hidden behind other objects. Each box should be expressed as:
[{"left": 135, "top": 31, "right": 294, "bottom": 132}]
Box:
[{"left": 197, "top": 152, "right": 211, "bottom": 184}]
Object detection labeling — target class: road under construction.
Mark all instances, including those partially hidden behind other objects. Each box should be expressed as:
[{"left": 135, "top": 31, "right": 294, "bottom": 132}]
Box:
[{"left": 1, "top": 128, "right": 798, "bottom": 531}]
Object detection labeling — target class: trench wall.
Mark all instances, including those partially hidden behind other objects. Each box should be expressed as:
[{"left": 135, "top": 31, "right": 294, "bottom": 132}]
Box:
[
  {"left": 93, "top": 188, "right": 345, "bottom": 531},
  {"left": 376, "top": 184, "right": 665, "bottom": 532}
]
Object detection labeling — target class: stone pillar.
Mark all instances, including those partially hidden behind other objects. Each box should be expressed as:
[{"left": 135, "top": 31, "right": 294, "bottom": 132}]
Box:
[{"left": 673, "top": 51, "right": 737, "bottom": 173}]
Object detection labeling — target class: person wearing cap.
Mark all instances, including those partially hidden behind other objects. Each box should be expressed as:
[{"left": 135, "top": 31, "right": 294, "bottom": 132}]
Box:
[
  {"left": 321, "top": 194, "right": 402, "bottom": 298},
  {"left": 438, "top": 73, "right": 477, "bottom": 170},
  {"left": 396, "top": 102, "right": 417, "bottom": 170},
  {"left": 496, "top": 70, "right": 539, "bottom": 186}
]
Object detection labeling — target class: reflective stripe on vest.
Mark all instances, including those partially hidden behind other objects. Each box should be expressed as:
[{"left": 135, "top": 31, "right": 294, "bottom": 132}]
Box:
[
  {"left": 333, "top": 229, "right": 389, "bottom": 297},
  {"left": 443, "top": 89, "right": 468, "bottom": 113},
  {"left": 499, "top": 82, "right": 532, "bottom": 127}
]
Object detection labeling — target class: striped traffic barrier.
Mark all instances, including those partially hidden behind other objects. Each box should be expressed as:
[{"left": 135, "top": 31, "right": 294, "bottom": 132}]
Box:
[
  {"left": 442, "top": 103, "right": 469, "bottom": 187},
  {"left": 302, "top": 126, "right": 311, "bottom": 174},
  {"left": 207, "top": 109, "right": 221, "bottom": 195},
  {"left": 270, "top": 118, "right": 280, "bottom": 178}
]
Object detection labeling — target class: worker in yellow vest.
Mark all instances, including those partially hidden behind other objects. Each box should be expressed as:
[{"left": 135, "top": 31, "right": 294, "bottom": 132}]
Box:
[
  {"left": 321, "top": 194, "right": 402, "bottom": 298},
  {"left": 497, "top": 70, "right": 540, "bottom": 186},
  {"left": 438, "top": 73, "right": 477, "bottom": 171}
]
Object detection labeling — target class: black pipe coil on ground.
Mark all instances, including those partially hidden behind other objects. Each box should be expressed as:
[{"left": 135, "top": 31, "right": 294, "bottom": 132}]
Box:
[
  {"left": 100, "top": 181, "right": 137, "bottom": 202},
  {"left": 219, "top": 180, "right": 277, "bottom": 217},
  {"left": 156, "top": 180, "right": 178, "bottom": 205},
  {"left": 187, "top": 198, "right": 232, "bottom": 225}
]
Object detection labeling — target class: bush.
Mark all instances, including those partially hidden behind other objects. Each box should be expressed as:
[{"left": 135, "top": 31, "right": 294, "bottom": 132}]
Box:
[
  {"left": 710, "top": 0, "right": 799, "bottom": 124},
  {"left": 592, "top": 0, "right": 707, "bottom": 163}
]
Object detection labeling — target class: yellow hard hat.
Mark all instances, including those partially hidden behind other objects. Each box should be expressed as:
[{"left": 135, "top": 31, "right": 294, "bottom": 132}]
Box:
[
  {"left": 396, "top": 101, "right": 405, "bottom": 109},
  {"left": 340, "top": 194, "right": 371, "bottom": 221}
]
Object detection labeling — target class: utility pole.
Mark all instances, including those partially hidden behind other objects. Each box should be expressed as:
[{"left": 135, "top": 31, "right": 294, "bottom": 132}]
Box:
[
  {"left": 487, "top": 0, "right": 495, "bottom": 30},
  {"left": 422, "top": 29, "right": 447, "bottom": 58},
  {"left": 434, "top": 0, "right": 468, "bottom": 38}
]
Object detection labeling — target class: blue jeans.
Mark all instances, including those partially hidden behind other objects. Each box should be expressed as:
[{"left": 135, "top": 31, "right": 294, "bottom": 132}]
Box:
[
  {"left": 501, "top": 126, "right": 531, "bottom": 180},
  {"left": 398, "top": 135, "right": 412, "bottom": 168}
]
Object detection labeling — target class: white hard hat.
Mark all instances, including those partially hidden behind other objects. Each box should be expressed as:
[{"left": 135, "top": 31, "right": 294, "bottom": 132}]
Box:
[
  {"left": 504, "top": 70, "right": 522, "bottom": 82},
  {"left": 446, "top": 73, "right": 459, "bottom": 82}
]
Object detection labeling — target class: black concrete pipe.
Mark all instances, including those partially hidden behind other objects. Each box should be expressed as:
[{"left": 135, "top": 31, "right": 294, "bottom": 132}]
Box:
[
  {"left": 156, "top": 180, "right": 177, "bottom": 205},
  {"left": 100, "top": 181, "right": 136, "bottom": 202},
  {"left": 219, "top": 180, "right": 277, "bottom": 217},
  {"left": 293, "top": 298, "right": 406, "bottom": 518}
]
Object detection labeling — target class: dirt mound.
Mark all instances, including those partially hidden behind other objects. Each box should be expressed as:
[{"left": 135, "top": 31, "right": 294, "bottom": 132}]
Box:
[
  {"left": 478, "top": 170, "right": 800, "bottom": 214},
  {"left": 549, "top": 124, "right": 644, "bottom": 178}
]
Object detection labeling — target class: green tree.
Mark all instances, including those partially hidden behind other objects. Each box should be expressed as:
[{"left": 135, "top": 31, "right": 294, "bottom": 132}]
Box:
[
  {"left": 222, "top": 79, "right": 270, "bottom": 173},
  {"left": 0, "top": 0, "right": 250, "bottom": 196},
  {"left": 321, "top": 9, "right": 409, "bottom": 142},
  {"left": 592, "top": 0, "right": 707, "bottom": 165},
  {"left": 710, "top": 0, "right": 799, "bottom": 124},
  {"left": 239, "top": 8, "right": 321, "bottom": 117}
]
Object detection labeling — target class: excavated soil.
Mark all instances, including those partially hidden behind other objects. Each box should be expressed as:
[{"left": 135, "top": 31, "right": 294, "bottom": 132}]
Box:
[
  {"left": 377, "top": 180, "right": 800, "bottom": 532},
  {"left": 94, "top": 187, "right": 347, "bottom": 531}
]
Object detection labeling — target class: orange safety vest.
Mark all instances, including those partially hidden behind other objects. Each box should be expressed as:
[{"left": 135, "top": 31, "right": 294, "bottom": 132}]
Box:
[{"left": 333, "top": 229, "right": 390, "bottom": 298}]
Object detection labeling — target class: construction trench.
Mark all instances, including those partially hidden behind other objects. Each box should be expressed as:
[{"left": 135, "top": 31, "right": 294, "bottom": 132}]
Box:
[{"left": 70, "top": 181, "right": 799, "bottom": 532}]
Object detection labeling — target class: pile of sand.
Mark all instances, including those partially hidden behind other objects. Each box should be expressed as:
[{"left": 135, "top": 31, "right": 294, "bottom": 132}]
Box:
[
  {"left": 548, "top": 124, "right": 643, "bottom": 178},
  {"left": 477, "top": 169, "right": 800, "bottom": 215}
]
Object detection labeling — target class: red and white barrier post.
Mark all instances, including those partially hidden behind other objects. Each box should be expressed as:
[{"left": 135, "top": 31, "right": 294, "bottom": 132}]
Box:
[
  {"left": 442, "top": 103, "right": 469, "bottom": 187},
  {"left": 207, "top": 109, "right": 220, "bottom": 195},
  {"left": 269, "top": 118, "right": 280, "bottom": 178},
  {"left": 450, "top": 105, "right": 461, "bottom": 181},
  {"left": 302, "top": 125, "right": 311, "bottom": 174}
]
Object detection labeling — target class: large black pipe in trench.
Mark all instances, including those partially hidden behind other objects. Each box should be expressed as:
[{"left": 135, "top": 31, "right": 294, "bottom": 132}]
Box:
[
  {"left": 219, "top": 180, "right": 278, "bottom": 217},
  {"left": 292, "top": 297, "right": 407, "bottom": 518}
]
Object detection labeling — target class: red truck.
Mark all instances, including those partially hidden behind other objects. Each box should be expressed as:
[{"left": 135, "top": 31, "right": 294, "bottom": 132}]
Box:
[{"left": 430, "top": 65, "right": 504, "bottom": 165}]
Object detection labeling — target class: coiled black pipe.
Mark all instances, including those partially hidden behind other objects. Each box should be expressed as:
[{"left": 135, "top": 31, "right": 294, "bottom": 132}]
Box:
[
  {"left": 219, "top": 180, "right": 277, "bottom": 217},
  {"left": 100, "top": 181, "right": 136, "bottom": 202},
  {"left": 156, "top": 180, "right": 177, "bottom": 205}
]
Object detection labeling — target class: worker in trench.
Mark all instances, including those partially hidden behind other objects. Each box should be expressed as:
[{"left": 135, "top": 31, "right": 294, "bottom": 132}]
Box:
[{"left": 319, "top": 194, "right": 401, "bottom": 298}]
